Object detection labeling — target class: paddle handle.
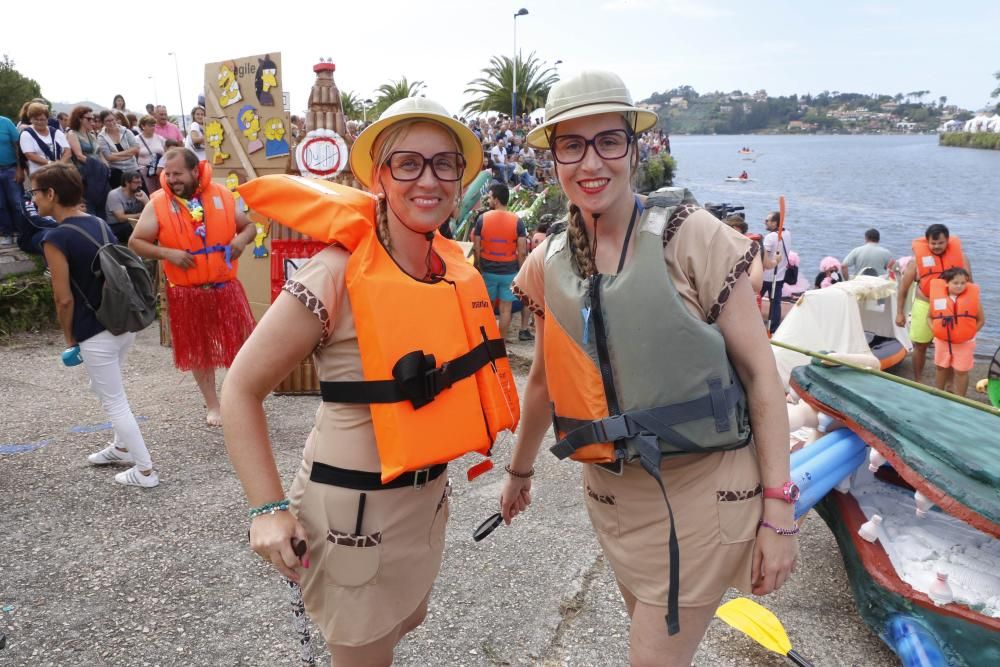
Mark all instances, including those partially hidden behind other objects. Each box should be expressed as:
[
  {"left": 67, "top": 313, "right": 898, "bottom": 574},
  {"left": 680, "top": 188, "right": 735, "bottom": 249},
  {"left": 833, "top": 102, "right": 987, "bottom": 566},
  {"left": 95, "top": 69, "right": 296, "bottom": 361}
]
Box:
[
  {"left": 771, "top": 340, "right": 1000, "bottom": 417},
  {"left": 787, "top": 649, "right": 813, "bottom": 667}
]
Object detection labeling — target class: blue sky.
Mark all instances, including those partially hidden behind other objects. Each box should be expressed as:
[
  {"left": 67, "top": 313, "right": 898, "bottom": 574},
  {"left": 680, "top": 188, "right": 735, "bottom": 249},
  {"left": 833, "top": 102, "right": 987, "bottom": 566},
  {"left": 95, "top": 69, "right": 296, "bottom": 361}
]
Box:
[{"left": 4, "top": 1, "right": 997, "bottom": 117}]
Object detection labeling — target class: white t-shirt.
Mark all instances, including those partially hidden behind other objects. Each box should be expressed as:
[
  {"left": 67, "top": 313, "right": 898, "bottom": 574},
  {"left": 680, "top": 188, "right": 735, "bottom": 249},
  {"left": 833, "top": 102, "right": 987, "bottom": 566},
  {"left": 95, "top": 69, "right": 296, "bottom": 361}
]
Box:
[
  {"left": 490, "top": 144, "right": 506, "bottom": 165},
  {"left": 20, "top": 128, "right": 70, "bottom": 176},
  {"left": 136, "top": 132, "right": 166, "bottom": 169},
  {"left": 184, "top": 121, "right": 206, "bottom": 161},
  {"left": 763, "top": 229, "right": 793, "bottom": 282}
]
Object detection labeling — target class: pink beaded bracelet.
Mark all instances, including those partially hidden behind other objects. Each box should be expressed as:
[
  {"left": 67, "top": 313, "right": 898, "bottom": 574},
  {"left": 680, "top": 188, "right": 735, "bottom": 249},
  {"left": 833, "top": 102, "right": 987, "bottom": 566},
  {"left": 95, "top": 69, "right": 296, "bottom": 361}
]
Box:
[{"left": 759, "top": 519, "right": 800, "bottom": 536}]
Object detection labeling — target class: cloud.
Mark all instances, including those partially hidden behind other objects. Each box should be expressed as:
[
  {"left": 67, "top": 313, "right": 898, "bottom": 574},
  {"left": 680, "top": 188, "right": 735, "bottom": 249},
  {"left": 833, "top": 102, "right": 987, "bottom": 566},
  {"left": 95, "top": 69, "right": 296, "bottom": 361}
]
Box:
[{"left": 601, "top": 0, "right": 733, "bottom": 19}]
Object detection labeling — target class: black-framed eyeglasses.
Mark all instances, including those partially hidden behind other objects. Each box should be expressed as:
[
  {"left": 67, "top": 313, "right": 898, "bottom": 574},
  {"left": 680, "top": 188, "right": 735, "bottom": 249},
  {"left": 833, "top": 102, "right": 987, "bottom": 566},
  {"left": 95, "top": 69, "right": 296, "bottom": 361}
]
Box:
[
  {"left": 28, "top": 187, "right": 49, "bottom": 196},
  {"left": 551, "top": 129, "right": 634, "bottom": 164},
  {"left": 385, "top": 151, "right": 466, "bottom": 182}
]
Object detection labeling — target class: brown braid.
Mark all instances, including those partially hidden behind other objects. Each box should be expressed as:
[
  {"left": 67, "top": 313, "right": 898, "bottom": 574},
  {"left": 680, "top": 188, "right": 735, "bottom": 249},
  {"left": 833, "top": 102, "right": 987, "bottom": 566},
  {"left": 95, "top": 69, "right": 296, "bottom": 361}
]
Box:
[
  {"left": 566, "top": 203, "right": 596, "bottom": 278},
  {"left": 376, "top": 196, "right": 392, "bottom": 253}
]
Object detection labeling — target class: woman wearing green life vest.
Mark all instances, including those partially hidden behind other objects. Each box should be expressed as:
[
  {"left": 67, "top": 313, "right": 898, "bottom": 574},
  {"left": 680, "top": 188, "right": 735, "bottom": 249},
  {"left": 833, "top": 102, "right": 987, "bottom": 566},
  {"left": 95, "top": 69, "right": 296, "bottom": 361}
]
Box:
[{"left": 500, "top": 71, "right": 798, "bottom": 666}]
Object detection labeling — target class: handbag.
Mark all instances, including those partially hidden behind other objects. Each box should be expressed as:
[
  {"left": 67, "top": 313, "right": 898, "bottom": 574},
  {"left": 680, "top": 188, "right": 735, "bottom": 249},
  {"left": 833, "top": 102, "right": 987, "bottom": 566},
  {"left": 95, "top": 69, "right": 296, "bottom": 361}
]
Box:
[
  {"left": 138, "top": 134, "right": 160, "bottom": 177},
  {"left": 780, "top": 237, "right": 798, "bottom": 285}
]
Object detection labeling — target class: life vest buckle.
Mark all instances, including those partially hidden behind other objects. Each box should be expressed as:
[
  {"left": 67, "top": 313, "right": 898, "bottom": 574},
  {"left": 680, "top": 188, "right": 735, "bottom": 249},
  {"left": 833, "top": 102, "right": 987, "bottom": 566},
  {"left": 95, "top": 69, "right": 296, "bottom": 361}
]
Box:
[{"left": 392, "top": 350, "right": 452, "bottom": 409}]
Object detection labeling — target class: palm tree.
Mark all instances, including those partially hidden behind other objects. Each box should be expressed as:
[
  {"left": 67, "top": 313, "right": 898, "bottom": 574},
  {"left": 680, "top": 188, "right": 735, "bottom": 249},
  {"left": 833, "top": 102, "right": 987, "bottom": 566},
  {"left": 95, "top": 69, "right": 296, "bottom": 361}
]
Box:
[
  {"left": 992, "top": 70, "right": 1000, "bottom": 100},
  {"left": 462, "top": 53, "right": 559, "bottom": 117},
  {"left": 340, "top": 90, "right": 362, "bottom": 119},
  {"left": 373, "top": 77, "right": 426, "bottom": 116}
]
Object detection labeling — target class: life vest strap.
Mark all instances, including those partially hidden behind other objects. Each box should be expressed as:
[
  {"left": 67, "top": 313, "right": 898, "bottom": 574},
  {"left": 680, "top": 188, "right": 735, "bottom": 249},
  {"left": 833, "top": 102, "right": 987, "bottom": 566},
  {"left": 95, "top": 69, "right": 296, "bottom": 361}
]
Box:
[
  {"left": 189, "top": 243, "right": 233, "bottom": 269},
  {"left": 310, "top": 460, "right": 447, "bottom": 490},
  {"left": 321, "top": 338, "right": 507, "bottom": 409},
  {"left": 549, "top": 381, "right": 746, "bottom": 460}
]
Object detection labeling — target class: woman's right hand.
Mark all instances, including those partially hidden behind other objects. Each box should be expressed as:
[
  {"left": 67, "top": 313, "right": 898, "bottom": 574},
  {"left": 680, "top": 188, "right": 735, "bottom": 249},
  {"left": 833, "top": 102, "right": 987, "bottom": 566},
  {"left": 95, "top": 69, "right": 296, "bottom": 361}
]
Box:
[
  {"left": 249, "top": 511, "right": 310, "bottom": 583},
  {"left": 500, "top": 475, "right": 532, "bottom": 525}
]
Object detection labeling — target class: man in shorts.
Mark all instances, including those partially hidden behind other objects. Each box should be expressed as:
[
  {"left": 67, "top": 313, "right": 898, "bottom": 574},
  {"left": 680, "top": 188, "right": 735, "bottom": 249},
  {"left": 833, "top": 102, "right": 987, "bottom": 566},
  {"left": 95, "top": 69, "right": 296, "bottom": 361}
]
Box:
[
  {"left": 896, "top": 223, "right": 970, "bottom": 383},
  {"left": 472, "top": 183, "right": 530, "bottom": 341}
]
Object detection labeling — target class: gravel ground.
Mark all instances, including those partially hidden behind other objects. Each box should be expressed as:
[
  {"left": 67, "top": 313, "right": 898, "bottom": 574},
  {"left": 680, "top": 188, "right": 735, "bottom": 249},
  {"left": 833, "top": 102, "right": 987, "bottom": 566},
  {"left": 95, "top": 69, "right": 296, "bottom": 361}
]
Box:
[{"left": 1, "top": 328, "right": 907, "bottom": 666}]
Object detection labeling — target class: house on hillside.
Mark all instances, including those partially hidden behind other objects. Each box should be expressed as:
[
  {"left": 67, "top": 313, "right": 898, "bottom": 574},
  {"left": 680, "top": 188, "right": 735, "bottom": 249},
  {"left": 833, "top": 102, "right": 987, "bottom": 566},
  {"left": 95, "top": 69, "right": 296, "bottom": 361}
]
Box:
[{"left": 669, "top": 97, "right": 688, "bottom": 109}]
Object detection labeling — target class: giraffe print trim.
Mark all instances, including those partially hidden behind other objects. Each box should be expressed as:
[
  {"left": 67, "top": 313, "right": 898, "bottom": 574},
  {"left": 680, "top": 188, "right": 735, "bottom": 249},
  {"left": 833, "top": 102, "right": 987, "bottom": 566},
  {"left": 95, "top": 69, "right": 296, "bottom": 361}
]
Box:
[
  {"left": 326, "top": 529, "right": 382, "bottom": 548},
  {"left": 586, "top": 485, "right": 616, "bottom": 506},
  {"left": 283, "top": 280, "right": 332, "bottom": 346},
  {"left": 512, "top": 283, "right": 544, "bottom": 318},
  {"left": 662, "top": 204, "right": 700, "bottom": 246},
  {"left": 716, "top": 484, "right": 762, "bottom": 502},
  {"left": 707, "top": 243, "right": 760, "bottom": 324}
]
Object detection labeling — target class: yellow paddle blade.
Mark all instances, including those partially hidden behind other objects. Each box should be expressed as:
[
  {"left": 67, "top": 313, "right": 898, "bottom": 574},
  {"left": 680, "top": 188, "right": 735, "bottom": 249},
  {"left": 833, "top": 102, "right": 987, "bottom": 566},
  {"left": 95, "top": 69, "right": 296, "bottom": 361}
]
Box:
[{"left": 715, "top": 597, "right": 792, "bottom": 656}]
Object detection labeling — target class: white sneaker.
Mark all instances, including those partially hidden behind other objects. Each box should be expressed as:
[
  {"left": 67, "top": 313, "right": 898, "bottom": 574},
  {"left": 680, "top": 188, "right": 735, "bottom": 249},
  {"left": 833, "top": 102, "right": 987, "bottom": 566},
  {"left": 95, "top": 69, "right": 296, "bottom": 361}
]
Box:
[
  {"left": 114, "top": 466, "right": 159, "bottom": 488},
  {"left": 87, "top": 444, "right": 134, "bottom": 465}
]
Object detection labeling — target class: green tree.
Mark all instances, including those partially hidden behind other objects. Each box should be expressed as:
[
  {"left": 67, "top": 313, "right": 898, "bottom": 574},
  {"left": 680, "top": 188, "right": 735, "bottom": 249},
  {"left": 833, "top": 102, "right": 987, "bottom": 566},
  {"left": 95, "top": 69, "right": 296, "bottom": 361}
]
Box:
[
  {"left": 340, "top": 90, "right": 362, "bottom": 120},
  {"left": 373, "top": 77, "right": 426, "bottom": 116},
  {"left": 991, "top": 70, "right": 1000, "bottom": 111},
  {"left": 0, "top": 55, "right": 42, "bottom": 120},
  {"left": 462, "top": 53, "right": 558, "bottom": 117}
]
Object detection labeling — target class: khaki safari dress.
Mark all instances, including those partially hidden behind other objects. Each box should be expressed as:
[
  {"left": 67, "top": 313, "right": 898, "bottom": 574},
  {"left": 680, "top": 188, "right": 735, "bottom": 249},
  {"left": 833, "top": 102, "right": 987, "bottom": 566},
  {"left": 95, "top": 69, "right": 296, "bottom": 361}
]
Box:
[
  {"left": 284, "top": 246, "right": 451, "bottom": 646},
  {"left": 513, "top": 204, "right": 763, "bottom": 608}
]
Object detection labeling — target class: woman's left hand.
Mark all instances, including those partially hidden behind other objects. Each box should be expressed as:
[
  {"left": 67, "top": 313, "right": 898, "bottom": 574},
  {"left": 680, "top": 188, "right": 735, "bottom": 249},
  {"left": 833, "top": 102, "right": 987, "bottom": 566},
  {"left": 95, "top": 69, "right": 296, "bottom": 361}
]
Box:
[{"left": 751, "top": 524, "right": 800, "bottom": 595}]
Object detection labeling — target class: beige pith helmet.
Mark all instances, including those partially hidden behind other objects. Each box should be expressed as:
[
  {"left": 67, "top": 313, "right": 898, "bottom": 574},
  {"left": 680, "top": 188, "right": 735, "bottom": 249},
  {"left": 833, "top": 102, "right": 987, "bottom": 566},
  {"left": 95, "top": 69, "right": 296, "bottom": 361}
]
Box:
[
  {"left": 349, "top": 97, "right": 484, "bottom": 189},
  {"left": 526, "top": 70, "right": 658, "bottom": 150}
]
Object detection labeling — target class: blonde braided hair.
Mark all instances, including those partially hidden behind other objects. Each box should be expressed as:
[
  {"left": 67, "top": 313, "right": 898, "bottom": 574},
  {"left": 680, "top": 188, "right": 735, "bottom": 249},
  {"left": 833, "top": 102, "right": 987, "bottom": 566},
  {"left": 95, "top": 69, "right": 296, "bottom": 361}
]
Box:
[
  {"left": 566, "top": 203, "right": 596, "bottom": 278},
  {"left": 375, "top": 195, "right": 392, "bottom": 252}
]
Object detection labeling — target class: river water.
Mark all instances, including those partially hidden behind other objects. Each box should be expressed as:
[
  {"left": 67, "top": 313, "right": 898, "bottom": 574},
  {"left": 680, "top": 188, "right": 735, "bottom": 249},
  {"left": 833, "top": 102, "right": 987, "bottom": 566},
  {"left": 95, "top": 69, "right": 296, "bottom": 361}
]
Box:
[{"left": 669, "top": 134, "right": 1000, "bottom": 350}]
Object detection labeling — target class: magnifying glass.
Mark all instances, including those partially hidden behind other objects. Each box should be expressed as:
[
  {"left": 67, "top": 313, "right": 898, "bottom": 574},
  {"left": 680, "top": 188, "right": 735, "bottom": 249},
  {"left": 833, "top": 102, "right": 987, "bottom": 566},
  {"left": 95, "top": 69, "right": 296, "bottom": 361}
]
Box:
[{"left": 472, "top": 512, "right": 504, "bottom": 542}]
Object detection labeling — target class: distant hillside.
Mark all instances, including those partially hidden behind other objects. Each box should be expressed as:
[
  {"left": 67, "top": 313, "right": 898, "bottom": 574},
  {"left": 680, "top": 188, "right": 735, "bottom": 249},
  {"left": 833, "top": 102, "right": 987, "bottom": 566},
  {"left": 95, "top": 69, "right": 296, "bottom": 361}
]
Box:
[
  {"left": 50, "top": 100, "right": 108, "bottom": 114},
  {"left": 640, "top": 87, "right": 968, "bottom": 135}
]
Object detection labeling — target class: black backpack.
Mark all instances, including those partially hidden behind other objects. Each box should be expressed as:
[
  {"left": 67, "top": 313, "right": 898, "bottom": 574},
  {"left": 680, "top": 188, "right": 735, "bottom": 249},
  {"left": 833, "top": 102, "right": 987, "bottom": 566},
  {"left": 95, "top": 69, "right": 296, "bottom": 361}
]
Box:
[{"left": 63, "top": 222, "right": 156, "bottom": 335}]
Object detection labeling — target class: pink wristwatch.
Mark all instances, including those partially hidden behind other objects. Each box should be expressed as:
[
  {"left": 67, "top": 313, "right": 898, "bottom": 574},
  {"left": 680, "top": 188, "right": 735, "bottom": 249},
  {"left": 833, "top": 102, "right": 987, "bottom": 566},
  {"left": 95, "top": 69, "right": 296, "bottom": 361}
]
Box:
[{"left": 763, "top": 481, "right": 800, "bottom": 504}]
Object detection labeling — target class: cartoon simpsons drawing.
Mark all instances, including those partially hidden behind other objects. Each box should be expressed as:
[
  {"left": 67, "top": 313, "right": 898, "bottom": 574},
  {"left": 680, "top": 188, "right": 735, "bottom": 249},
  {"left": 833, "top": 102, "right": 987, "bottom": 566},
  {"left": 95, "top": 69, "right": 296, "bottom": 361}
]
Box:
[
  {"left": 255, "top": 55, "right": 278, "bottom": 106},
  {"left": 238, "top": 105, "right": 263, "bottom": 154},
  {"left": 225, "top": 171, "right": 247, "bottom": 213},
  {"left": 206, "top": 120, "right": 229, "bottom": 165},
  {"left": 263, "top": 117, "right": 290, "bottom": 158},
  {"left": 218, "top": 61, "right": 242, "bottom": 107}
]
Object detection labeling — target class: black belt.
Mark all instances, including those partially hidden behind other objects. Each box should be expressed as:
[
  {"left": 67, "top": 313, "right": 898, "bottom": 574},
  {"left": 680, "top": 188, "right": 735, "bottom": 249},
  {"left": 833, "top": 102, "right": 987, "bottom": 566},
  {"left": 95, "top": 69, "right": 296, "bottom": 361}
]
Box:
[{"left": 309, "top": 461, "right": 447, "bottom": 490}]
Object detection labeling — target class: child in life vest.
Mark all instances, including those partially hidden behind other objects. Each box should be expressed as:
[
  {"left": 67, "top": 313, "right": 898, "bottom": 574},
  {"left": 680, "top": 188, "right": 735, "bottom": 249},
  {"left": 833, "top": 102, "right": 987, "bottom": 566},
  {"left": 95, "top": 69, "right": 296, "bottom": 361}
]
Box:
[{"left": 929, "top": 267, "right": 985, "bottom": 397}]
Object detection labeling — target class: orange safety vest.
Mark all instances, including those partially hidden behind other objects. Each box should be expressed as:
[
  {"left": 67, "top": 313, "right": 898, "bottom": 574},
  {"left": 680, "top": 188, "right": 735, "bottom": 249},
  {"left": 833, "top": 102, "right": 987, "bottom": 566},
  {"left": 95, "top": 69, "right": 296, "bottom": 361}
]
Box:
[
  {"left": 912, "top": 236, "right": 963, "bottom": 297},
  {"left": 929, "top": 278, "right": 980, "bottom": 346},
  {"left": 479, "top": 210, "right": 520, "bottom": 263},
  {"left": 238, "top": 175, "right": 520, "bottom": 482},
  {"left": 152, "top": 162, "right": 238, "bottom": 286}
]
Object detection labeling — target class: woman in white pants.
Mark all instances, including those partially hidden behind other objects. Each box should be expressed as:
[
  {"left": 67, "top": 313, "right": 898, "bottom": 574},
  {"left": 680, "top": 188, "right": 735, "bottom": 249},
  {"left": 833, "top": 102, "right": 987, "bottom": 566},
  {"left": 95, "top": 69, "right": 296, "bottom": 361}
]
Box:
[{"left": 33, "top": 162, "right": 157, "bottom": 488}]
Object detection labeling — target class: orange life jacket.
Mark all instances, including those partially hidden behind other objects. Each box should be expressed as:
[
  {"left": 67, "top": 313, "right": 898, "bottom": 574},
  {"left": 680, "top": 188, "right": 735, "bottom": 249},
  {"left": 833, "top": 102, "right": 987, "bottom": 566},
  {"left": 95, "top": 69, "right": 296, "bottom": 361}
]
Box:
[
  {"left": 479, "top": 210, "right": 520, "bottom": 263},
  {"left": 929, "top": 278, "right": 979, "bottom": 345},
  {"left": 238, "top": 175, "right": 520, "bottom": 482},
  {"left": 912, "top": 236, "right": 963, "bottom": 297},
  {"left": 152, "top": 162, "right": 238, "bottom": 286}
]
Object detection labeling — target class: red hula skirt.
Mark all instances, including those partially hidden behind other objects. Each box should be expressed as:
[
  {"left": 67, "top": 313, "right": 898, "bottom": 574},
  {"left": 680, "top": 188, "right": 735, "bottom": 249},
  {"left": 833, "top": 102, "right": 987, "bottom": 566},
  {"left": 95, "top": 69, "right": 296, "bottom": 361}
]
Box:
[{"left": 165, "top": 280, "right": 256, "bottom": 371}]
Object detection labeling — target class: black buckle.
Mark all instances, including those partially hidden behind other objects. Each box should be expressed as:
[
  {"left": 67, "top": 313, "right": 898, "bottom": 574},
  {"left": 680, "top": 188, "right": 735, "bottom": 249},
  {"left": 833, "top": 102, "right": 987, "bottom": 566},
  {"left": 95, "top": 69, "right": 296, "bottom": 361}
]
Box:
[
  {"left": 423, "top": 361, "right": 453, "bottom": 404},
  {"left": 393, "top": 350, "right": 445, "bottom": 409},
  {"left": 412, "top": 468, "right": 431, "bottom": 489},
  {"left": 595, "top": 415, "right": 631, "bottom": 443}
]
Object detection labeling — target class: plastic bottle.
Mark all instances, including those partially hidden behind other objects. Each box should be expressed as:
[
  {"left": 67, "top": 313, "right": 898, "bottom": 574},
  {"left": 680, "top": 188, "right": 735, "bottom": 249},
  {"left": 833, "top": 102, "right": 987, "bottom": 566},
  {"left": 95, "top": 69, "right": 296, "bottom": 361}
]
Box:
[
  {"left": 61, "top": 345, "right": 83, "bottom": 367},
  {"left": 858, "top": 514, "right": 882, "bottom": 543},
  {"left": 885, "top": 615, "right": 947, "bottom": 667},
  {"left": 914, "top": 491, "right": 934, "bottom": 519},
  {"left": 868, "top": 448, "right": 887, "bottom": 473},
  {"left": 928, "top": 572, "right": 953, "bottom": 606}
]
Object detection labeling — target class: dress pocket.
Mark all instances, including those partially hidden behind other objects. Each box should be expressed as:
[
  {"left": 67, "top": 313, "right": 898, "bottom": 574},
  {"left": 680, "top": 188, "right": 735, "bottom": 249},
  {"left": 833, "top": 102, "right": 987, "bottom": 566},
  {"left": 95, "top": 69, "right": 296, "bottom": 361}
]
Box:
[
  {"left": 716, "top": 485, "right": 762, "bottom": 545},
  {"left": 320, "top": 528, "right": 382, "bottom": 587},
  {"left": 584, "top": 482, "right": 620, "bottom": 537}
]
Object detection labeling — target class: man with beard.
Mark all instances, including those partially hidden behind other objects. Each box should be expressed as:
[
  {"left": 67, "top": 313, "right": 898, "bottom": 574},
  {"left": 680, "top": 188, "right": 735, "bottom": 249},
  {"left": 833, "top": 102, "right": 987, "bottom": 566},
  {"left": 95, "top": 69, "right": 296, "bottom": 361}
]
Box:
[{"left": 130, "top": 148, "right": 256, "bottom": 425}]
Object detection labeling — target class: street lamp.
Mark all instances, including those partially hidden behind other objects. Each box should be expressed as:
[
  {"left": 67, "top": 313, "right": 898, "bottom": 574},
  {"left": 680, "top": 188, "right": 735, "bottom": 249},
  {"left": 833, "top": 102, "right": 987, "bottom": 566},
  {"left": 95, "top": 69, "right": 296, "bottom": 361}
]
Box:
[
  {"left": 363, "top": 98, "right": 374, "bottom": 123},
  {"left": 167, "top": 51, "right": 187, "bottom": 134},
  {"left": 512, "top": 7, "right": 529, "bottom": 122}
]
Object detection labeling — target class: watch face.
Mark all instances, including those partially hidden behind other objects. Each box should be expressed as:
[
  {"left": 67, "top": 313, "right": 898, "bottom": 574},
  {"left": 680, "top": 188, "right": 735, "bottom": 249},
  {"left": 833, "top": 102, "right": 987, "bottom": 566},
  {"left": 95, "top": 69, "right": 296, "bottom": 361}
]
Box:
[{"left": 786, "top": 482, "right": 801, "bottom": 502}]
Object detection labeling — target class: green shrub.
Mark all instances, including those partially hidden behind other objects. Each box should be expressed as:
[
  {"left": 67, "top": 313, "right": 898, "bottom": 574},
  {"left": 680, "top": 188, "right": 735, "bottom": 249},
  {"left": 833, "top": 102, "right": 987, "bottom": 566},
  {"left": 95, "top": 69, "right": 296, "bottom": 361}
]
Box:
[
  {"left": 0, "top": 268, "right": 57, "bottom": 338},
  {"left": 939, "top": 132, "right": 1000, "bottom": 149},
  {"left": 636, "top": 153, "right": 677, "bottom": 192}
]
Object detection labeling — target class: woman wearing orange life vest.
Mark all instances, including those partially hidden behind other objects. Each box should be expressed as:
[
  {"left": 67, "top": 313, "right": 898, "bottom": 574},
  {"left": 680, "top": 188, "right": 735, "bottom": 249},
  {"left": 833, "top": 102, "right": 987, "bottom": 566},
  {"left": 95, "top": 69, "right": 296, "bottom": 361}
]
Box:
[
  {"left": 499, "top": 71, "right": 797, "bottom": 666},
  {"left": 928, "top": 267, "right": 985, "bottom": 397},
  {"left": 221, "top": 98, "right": 518, "bottom": 664}
]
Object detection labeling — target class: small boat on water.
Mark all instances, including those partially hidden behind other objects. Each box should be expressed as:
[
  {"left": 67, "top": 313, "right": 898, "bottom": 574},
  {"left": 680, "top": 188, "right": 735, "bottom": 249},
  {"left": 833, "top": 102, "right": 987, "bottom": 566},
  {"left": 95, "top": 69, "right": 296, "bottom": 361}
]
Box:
[
  {"left": 725, "top": 176, "right": 751, "bottom": 182},
  {"left": 789, "top": 362, "right": 1000, "bottom": 667},
  {"left": 738, "top": 148, "right": 753, "bottom": 154}
]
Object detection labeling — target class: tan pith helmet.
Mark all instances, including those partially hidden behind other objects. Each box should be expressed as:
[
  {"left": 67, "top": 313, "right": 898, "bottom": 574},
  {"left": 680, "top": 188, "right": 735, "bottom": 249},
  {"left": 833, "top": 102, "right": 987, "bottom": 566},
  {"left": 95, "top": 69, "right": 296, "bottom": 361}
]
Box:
[
  {"left": 526, "top": 70, "right": 658, "bottom": 149},
  {"left": 349, "top": 97, "right": 483, "bottom": 189}
]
